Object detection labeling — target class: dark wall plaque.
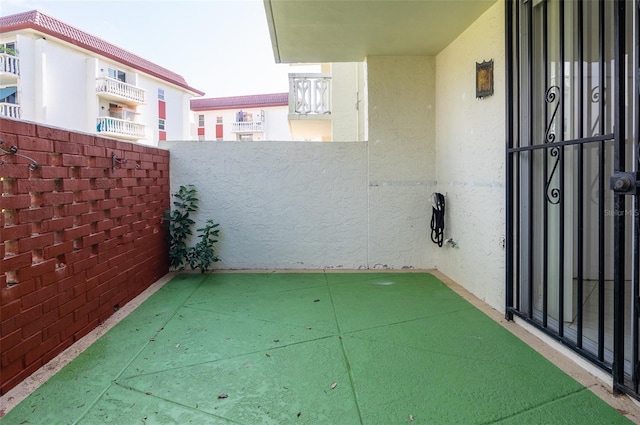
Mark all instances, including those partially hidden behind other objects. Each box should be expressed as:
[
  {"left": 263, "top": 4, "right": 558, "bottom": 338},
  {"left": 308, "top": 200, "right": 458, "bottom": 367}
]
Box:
[{"left": 476, "top": 60, "right": 494, "bottom": 98}]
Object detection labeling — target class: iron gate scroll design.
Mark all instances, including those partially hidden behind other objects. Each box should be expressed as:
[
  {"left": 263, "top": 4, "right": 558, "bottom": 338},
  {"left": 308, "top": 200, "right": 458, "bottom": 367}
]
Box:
[
  {"left": 505, "top": 0, "right": 639, "bottom": 399},
  {"left": 544, "top": 85, "right": 561, "bottom": 205}
]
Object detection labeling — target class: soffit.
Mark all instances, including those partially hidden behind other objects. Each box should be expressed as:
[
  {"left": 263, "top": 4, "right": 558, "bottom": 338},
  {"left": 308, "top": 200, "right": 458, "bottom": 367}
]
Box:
[{"left": 265, "top": 0, "right": 499, "bottom": 63}]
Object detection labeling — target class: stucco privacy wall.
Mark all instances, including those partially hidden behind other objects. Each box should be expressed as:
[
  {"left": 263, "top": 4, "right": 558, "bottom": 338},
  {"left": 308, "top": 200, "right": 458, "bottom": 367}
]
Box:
[
  {"left": 164, "top": 141, "right": 369, "bottom": 269},
  {"left": 161, "top": 142, "right": 431, "bottom": 269},
  {"left": 0, "top": 118, "right": 170, "bottom": 395},
  {"left": 434, "top": 1, "right": 506, "bottom": 311}
]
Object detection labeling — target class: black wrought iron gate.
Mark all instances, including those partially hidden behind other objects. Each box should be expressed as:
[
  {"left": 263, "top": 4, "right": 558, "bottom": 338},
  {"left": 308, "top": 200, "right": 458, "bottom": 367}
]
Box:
[{"left": 505, "top": 0, "right": 640, "bottom": 398}]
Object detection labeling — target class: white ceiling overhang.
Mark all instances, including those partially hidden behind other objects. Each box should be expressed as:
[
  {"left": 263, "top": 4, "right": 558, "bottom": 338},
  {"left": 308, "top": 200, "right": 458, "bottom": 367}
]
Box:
[{"left": 264, "top": 0, "right": 499, "bottom": 63}]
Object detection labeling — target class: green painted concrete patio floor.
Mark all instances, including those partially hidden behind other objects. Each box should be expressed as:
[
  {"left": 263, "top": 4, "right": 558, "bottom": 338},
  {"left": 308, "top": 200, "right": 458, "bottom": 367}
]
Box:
[{"left": 2, "top": 272, "right": 633, "bottom": 424}]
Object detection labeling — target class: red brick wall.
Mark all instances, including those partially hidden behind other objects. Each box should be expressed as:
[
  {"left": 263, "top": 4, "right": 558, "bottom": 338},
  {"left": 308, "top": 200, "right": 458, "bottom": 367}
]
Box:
[{"left": 0, "top": 119, "right": 170, "bottom": 395}]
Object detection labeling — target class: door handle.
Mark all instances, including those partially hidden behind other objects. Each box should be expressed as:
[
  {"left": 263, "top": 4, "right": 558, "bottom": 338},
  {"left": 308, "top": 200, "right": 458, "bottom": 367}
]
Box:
[{"left": 610, "top": 172, "right": 639, "bottom": 195}]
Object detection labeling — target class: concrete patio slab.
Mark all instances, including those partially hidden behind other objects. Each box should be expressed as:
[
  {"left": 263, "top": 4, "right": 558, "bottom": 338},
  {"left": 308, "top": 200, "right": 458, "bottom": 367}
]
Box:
[{"left": 0, "top": 272, "right": 636, "bottom": 424}]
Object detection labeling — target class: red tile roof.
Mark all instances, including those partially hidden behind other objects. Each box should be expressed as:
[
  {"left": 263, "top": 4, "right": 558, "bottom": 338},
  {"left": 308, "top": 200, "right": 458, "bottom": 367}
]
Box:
[
  {"left": 191, "top": 93, "right": 289, "bottom": 111},
  {"left": 0, "top": 10, "right": 204, "bottom": 96}
]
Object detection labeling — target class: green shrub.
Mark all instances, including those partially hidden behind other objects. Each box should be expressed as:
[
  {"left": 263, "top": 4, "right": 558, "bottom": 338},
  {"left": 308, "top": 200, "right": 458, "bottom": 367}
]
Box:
[
  {"left": 165, "top": 185, "right": 219, "bottom": 273},
  {"left": 185, "top": 220, "right": 220, "bottom": 272}
]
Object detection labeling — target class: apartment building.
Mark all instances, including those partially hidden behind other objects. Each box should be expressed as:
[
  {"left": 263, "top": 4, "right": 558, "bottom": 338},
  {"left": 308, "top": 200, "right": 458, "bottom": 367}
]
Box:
[
  {"left": 0, "top": 10, "right": 203, "bottom": 146},
  {"left": 191, "top": 93, "right": 290, "bottom": 141},
  {"left": 190, "top": 62, "right": 366, "bottom": 142}
]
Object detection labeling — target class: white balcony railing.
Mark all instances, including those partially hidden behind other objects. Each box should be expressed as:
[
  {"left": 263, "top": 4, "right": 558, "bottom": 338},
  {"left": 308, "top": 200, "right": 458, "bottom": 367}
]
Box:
[
  {"left": 96, "top": 77, "right": 145, "bottom": 105},
  {"left": 289, "top": 73, "right": 331, "bottom": 115},
  {"left": 231, "top": 121, "right": 264, "bottom": 133},
  {"left": 0, "top": 53, "right": 19, "bottom": 77},
  {"left": 0, "top": 102, "right": 20, "bottom": 119},
  {"left": 96, "top": 117, "right": 145, "bottom": 140}
]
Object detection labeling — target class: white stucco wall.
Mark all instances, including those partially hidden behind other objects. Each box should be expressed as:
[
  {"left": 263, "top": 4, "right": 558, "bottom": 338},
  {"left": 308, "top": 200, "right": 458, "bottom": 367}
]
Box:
[
  {"left": 366, "top": 56, "right": 437, "bottom": 269},
  {"left": 434, "top": 1, "right": 506, "bottom": 311},
  {"left": 164, "top": 140, "right": 368, "bottom": 269},
  {"left": 9, "top": 33, "right": 88, "bottom": 129},
  {"left": 331, "top": 62, "right": 364, "bottom": 141},
  {"left": 43, "top": 41, "right": 89, "bottom": 130},
  {"left": 263, "top": 106, "right": 292, "bottom": 140}
]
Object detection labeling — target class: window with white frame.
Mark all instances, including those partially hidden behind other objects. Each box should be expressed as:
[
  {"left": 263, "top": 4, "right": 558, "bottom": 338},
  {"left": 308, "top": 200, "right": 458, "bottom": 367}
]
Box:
[
  {"left": 108, "top": 67, "right": 126, "bottom": 82},
  {"left": 216, "top": 116, "right": 223, "bottom": 124},
  {"left": 159, "top": 119, "right": 166, "bottom": 131},
  {"left": 0, "top": 41, "right": 16, "bottom": 55},
  {"left": 158, "top": 88, "right": 165, "bottom": 100},
  {"left": 238, "top": 134, "right": 253, "bottom": 141},
  {"left": 198, "top": 114, "right": 205, "bottom": 127}
]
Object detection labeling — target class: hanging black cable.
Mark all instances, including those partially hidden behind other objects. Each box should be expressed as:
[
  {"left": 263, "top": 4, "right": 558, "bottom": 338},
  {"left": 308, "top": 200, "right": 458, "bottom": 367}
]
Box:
[{"left": 430, "top": 193, "right": 445, "bottom": 247}]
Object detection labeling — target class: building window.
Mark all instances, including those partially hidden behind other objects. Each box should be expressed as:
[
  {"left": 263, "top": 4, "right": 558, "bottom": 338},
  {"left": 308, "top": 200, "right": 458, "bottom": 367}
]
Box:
[
  {"left": 238, "top": 134, "right": 253, "bottom": 141},
  {"left": 216, "top": 116, "right": 223, "bottom": 124},
  {"left": 0, "top": 42, "right": 16, "bottom": 55},
  {"left": 0, "top": 86, "right": 18, "bottom": 103},
  {"left": 236, "top": 111, "right": 254, "bottom": 122},
  {"left": 108, "top": 67, "right": 126, "bottom": 82},
  {"left": 159, "top": 119, "right": 165, "bottom": 131},
  {"left": 158, "top": 88, "right": 165, "bottom": 100},
  {"left": 108, "top": 102, "right": 136, "bottom": 120},
  {"left": 198, "top": 114, "right": 205, "bottom": 127}
]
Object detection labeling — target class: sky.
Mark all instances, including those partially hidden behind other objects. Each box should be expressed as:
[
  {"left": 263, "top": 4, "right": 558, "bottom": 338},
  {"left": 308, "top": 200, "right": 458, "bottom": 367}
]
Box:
[{"left": 0, "top": 0, "right": 298, "bottom": 98}]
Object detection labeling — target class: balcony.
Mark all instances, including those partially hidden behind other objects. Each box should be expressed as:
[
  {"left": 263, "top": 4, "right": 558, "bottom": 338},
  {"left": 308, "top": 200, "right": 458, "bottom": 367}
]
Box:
[
  {"left": 96, "top": 116, "right": 145, "bottom": 140},
  {"left": 0, "top": 53, "right": 19, "bottom": 84},
  {"left": 231, "top": 120, "right": 264, "bottom": 133},
  {"left": 288, "top": 73, "right": 331, "bottom": 118},
  {"left": 96, "top": 77, "right": 145, "bottom": 106},
  {"left": 0, "top": 102, "right": 20, "bottom": 119}
]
